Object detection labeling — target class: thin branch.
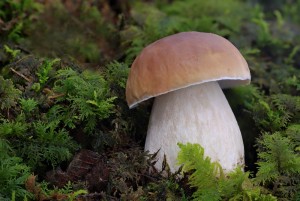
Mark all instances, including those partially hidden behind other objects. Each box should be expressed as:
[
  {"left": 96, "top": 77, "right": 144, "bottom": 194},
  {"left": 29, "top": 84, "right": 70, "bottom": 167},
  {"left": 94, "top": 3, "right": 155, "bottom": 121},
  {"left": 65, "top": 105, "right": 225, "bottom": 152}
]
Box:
[
  {"left": 48, "top": 93, "right": 65, "bottom": 100},
  {"left": 10, "top": 68, "right": 32, "bottom": 82}
]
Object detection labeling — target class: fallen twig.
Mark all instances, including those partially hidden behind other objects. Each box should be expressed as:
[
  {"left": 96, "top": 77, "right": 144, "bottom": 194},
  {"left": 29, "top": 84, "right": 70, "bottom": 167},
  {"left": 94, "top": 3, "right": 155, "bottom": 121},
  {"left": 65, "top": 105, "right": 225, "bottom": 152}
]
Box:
[{"left": 10, "top": 68, "right": 32, "bottom": 82}]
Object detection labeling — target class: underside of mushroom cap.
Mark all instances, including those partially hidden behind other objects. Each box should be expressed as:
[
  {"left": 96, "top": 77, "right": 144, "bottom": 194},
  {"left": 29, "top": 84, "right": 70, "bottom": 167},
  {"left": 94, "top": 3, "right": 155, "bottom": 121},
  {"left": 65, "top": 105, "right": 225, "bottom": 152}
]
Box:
[{"left": 126, "top": 32, "right": 251, "bottom": 108}]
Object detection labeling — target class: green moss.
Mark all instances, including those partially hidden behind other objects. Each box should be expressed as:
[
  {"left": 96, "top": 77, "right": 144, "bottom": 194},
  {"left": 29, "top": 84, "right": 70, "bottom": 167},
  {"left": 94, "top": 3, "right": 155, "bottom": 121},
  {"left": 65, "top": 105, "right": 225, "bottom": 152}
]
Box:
[{"left": 177, "top": 143, "right": 277, "bottom": 201}]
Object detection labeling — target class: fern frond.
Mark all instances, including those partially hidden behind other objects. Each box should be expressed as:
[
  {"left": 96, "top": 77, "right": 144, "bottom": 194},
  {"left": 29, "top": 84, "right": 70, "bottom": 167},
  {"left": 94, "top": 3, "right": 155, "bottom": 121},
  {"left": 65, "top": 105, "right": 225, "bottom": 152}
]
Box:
[
  {"left": 177, "top": 143, "right": 278, "bottom": 201},
  {"left": 177, "top": 143, "right": 225, "bottom": 200},
  {"left": 0, "top": 76, "right": 21, "bottom": 110},
  {"left": 0, "top": 118, "right": 28, "bottom": 138},
  {"left": 36, "top": 58, "right": 60, "bottom": 85},
  {"left": 252, "top": 97, "right": 291, "bottom": 131},
  {"left": 0, "top": 138, "right": 32, "bottom": 200},
  {"left": 271, "top": 94, "right": 300, "bottom": 121},
  {"left": 53, "top": 68, "right": 115, "bottom": 132},
  {"left": 255, "top": 131, "right": 300, "bottom": 199},
  {"left": 19, "top": 98, "right": 38, "bottom": 113},
  {"left": 285, "top": 124, "right": 300, "bottom": 147},
  {"left": 106, "top": 61, "right": 129, "bottom": 86},
  {"left": 256, "top": 132, "right": 300, "bottom": 181}
]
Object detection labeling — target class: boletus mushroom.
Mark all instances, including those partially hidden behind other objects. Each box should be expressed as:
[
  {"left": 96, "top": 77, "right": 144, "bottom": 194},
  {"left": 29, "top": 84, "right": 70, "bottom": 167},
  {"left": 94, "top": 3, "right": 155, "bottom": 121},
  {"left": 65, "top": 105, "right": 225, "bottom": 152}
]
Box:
[{"left": 126, "top": 32, "right": 251, "bottom": 173}]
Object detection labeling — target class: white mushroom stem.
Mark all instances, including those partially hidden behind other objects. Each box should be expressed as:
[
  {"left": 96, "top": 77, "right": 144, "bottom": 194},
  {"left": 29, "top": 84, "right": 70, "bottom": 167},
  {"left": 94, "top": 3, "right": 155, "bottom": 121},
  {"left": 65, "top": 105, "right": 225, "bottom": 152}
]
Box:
[{"left": 145, "top": 81, "right": 244, "bottom": 173}]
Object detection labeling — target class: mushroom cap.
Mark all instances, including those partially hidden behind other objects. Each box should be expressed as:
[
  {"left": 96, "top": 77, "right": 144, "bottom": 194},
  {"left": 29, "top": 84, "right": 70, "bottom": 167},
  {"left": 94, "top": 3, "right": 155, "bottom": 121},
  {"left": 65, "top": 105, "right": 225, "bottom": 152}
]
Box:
[{"left": 126, "top": 31, "right": 250, "bottom": 108}]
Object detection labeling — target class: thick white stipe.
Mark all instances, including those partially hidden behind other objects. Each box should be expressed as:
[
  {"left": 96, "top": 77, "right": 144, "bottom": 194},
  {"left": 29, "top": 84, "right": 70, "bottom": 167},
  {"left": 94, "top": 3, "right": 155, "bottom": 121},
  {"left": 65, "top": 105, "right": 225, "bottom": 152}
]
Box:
[{"left": 145, "top": 81, "right": 244, "bottom": 173}]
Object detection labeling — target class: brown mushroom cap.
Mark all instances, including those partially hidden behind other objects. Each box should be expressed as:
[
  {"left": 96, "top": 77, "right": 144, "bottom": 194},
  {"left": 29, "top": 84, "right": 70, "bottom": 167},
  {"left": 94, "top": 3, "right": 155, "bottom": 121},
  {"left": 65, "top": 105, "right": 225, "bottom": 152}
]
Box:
[{"left": 126, "top": 31, "right": 250, "bottom": 108}]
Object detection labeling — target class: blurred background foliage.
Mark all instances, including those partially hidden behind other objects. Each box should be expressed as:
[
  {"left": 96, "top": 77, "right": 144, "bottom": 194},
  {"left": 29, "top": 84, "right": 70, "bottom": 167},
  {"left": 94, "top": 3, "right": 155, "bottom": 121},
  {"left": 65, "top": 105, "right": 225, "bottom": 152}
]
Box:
[{"left": 0, "top": 0, "right": 300, "bottom": 200}]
